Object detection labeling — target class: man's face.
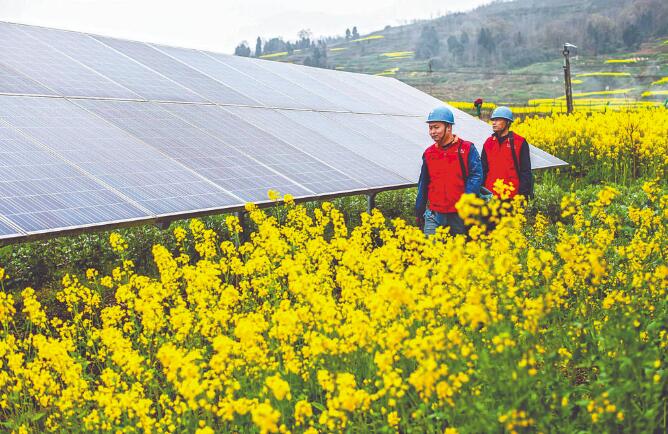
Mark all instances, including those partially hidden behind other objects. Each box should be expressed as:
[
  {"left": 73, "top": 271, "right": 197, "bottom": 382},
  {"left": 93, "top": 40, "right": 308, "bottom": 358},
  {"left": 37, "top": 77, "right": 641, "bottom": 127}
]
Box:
[
  {"left": 428, "top": 122, "right": 448, "bottom": 142},
  {"left": 491, "top": 118, "right": 508, "bottom": 133}
]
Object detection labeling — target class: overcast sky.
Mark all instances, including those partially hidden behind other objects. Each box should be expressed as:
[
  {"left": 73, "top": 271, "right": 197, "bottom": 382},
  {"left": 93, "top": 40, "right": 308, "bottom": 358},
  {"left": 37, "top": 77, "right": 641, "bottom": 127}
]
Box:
[{"left": 0, "top": 0, "right": 492, "bottom": 53}]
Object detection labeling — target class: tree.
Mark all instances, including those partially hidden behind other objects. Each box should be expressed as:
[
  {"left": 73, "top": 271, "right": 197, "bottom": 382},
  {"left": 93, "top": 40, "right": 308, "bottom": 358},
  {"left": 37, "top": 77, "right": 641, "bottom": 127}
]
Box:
[
  {"left": 264, "top": 37, "right": 287, "bottom": 53},
  {"left": 345, "top": 28, "right": 351, "bottom": 40},
  {"left": 312, "top": 46, "right": 322, "bottom": 67},
  {"left": 317, "top": 41, "right": 328, "bottom": 67},
  {"left": 477, "top": 27, "right": 495, "bottom": 53},
  {"left": 586, "top": 14, "right": 617, "bottom": 55},
  {"left": 255, "top": 37, "right": 262, "bottom": 57},
  {"left": 622, "top": 23, "right": 642, "bottom": 48},
  {"left": 459, "top": 31, "right": 471, "bottom": 63},
  {"left": 475, "top": 27, "right": 497, "bottom": 64},
  {"left": 415, "top": 25, "right": 440, "bottom": 59},
  {"left": 234, "top": 41, "right": 251, "bottom": 57},
  {"left": 352, "top": 26, "right": 360, "bottom": 39},
  {"left": 460, "top": 31, "right": 469, "bottom": 47},
  {"left": 447, "top": 35, "right": 463, "bottom": 61},
  {"left": 297, "top": 29, "right": 313, "bottom": 49}
]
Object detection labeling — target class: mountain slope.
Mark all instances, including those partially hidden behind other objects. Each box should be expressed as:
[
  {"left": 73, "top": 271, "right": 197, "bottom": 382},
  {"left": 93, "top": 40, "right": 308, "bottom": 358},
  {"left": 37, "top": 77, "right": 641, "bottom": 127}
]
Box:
[{"left": 256, "top": 0, "right": 668, "bottom": 104}]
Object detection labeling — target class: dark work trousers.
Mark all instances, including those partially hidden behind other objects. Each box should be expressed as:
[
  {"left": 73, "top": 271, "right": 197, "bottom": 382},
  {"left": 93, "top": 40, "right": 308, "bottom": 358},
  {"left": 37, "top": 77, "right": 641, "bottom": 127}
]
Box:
[{"left": 423, "top": 209, "right": 467, "bottom": 236}]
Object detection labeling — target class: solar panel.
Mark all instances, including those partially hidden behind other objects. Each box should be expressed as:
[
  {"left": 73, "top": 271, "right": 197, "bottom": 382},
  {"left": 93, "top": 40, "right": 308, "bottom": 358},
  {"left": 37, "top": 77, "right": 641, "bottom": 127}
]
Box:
[
  {"left": 92, "top": 36, "right": 255, "bottom": 106},
  {"left": 0, "top": 62, "right": 57, "bottom": 96},
  {"left": 370, "top": 114, "right": 425, "bottom": 144},
  {"left": 76, "top": 99, "right": 316, "bottom": 202},
  {"left": 207, "top": 53, "right": 345, "bottom": 111},
  {"left": 0, "top": 22, "right": 139, "bottom": 99},
  {"left": 373, "top": 109, "right": 567, "bottom": 169},
  {"left": 0, "top": 119, "right": 148, "bottom": 233},
  {"left": 324, "top": 112, "right": 430, "bottom": 179},
  {"left": 0, "top": 219, "right": 21, "bottom": 238},
  {"left": 0, "top": 95, "right": 240, "bottom": 216},
  {"left": 18, "top": 25, "right": 206, "bottom": 103},
  {"left": 305, "top": 67, "right": 412, "bottom": 115},
  {"left": 224, "top": 106, "right": 412, "bottom": 187},
  {"left": 524, "top": 145, "right": 568, "bottom": 170},
  {"left": 154, "top": 44, "right": 309, "bottom": 109},
  {"left": 384, "top": 76, "right": 445, "bottom": 109},
  {"left": 276, "top": 110, "right": 418, "bottom": 180},
  {"left": 163, "top": 103, "right": 367, "bottom": 194},
  {"left": 356, "top": 75, "right": 430, "bottom": 115},
  {"left": 0, "top": 21, "right": 567, "bottom": 242},
  {"left": 248, "top": 60, "right": 373, "bottom": 113}
]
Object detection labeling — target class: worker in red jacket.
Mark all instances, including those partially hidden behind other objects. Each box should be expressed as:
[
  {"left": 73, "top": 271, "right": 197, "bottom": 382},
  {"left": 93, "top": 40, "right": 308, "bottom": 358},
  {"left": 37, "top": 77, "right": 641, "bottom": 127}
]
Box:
[
  {"left": 415, "top": 106, "right": 483, "bottom": 236},
  {"left": 481, "top": 107, "right": 533, "bottom": 198}
]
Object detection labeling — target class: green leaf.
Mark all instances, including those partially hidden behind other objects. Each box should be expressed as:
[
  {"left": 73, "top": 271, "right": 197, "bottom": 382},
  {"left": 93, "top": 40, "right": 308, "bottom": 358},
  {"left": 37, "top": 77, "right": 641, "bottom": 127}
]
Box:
[{"left": 30, "top": 412, "right": 46, "bottom": 422}]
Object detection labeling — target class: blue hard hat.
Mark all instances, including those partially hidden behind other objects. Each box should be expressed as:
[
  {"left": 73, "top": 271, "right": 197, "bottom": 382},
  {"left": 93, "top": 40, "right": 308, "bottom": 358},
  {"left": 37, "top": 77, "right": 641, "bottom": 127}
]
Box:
[
  {"left": 491, "top": 106, "right": 514, "bottom": 122},
  {"left": 426, "top": 106, "right": 455, "bottom": 124}
]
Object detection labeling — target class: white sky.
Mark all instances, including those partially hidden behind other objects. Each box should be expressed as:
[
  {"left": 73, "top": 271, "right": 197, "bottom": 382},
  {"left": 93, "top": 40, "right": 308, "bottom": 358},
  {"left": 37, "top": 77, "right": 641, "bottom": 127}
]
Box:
[{"left": 0, "top": 0, "right": 492, "bottom": 53}]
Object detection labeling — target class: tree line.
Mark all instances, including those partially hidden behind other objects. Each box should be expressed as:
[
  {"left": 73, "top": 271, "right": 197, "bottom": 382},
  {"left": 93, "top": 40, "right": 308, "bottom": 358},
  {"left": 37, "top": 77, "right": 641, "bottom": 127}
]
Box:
[
  {"left": 413, "top": 0, "right": 667, "bottom": 68},
  {"left": 234, "top": 26, "right": 363, "bottom": 68},
  {"left": 233, "top": 0, "right": 667, "bottom": 71}
]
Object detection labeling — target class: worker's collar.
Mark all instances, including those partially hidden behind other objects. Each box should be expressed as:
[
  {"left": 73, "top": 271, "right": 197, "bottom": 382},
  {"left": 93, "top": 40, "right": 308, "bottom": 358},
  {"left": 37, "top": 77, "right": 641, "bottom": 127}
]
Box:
[
  {"left": 493, "top": 131, "right": 511, "bottom": 143},
  {"left": 437, "top": 135, "right": 459, "bottom": 149}
]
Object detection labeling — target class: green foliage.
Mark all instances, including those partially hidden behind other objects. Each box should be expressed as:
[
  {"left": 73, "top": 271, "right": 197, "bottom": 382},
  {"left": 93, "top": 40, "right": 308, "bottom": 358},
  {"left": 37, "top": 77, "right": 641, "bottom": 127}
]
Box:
[{"left": 415, "top": 25, "right": 440, "bottom": 60}]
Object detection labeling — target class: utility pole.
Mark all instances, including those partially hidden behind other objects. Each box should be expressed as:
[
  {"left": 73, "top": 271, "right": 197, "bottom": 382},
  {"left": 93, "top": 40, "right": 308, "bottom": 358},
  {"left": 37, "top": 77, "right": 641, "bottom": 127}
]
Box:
[{"left": 562, "top": 43, "right": 576, "bottom": 114}]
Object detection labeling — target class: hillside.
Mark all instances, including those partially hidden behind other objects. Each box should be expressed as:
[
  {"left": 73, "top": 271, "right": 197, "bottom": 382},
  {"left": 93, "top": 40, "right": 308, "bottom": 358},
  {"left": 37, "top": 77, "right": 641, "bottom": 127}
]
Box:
[{"left": 251, "top": 0, "right": 668, "bottom": 104}]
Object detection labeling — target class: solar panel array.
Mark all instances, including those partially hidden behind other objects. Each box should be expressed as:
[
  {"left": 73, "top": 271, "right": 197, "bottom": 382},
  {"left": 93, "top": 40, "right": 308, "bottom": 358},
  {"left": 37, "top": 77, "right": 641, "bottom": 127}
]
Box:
[{"left": 0, "top": 21, "right": 566, "bottom": 242}]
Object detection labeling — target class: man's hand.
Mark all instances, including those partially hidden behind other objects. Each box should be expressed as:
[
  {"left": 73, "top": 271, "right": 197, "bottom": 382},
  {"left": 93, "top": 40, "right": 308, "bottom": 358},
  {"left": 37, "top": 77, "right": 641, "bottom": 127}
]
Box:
[{"left": 416, "top": 216, "right": 425, "bottom": 230}]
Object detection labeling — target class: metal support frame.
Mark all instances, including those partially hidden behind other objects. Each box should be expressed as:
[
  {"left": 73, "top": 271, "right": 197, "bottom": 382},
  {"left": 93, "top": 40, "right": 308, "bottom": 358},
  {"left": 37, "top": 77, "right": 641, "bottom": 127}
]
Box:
[
  {"left": 155, "top": 220, "right": 172, "bottom": 230},
  {"left": 367, "top": 192, "right": 377, "bottom": 213}
]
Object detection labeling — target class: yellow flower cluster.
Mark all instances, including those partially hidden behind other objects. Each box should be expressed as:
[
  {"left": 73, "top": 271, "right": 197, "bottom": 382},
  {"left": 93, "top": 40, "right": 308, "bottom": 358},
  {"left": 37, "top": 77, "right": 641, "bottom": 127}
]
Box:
[
  {"left": 108, "top": 232, "right": 128, "bottom": 253},
  {"left": 375, "top": 67, "right": 400, "bottom": 76},
  {"left": 642, "top": 90, "right": 668, "bottom": 98},
  {"left": 447, "top": 100, "right": 497, "bottom": 110},
  {"left": 380, "top": 51, "right": 414, "bottom": 60},
  {"left": 259, "top": 52, "right": 289, "bottom": 59},
  {"left": 350, "top": 35, "right": 384, "bottom": 42},
  {"left": 0, "top": 182, "right": 666, "bottom": 432},
  {"left": 575, "top": 72, "right": 632, "bottom": 77},
  {"left": 447, "top": 99, "right": 661, "bottom": 116},
  {"left": 604, "top": 59, "right": 639, "bottom": 64},
  {"left": 513, "top": 108, "right": 668, "bottom": 183},
  {"left": 381, "top": 51, "right": 414, "bottom": 57}
]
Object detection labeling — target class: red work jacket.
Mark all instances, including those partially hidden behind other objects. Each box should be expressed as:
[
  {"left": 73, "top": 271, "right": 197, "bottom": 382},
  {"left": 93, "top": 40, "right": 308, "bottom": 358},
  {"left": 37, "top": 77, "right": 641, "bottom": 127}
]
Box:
[
  {"left": 424, "top": 139, "right": 472, "bottom": 213},
  {"left": 482, "top": 132, "right": 525, "bottom": 198}
]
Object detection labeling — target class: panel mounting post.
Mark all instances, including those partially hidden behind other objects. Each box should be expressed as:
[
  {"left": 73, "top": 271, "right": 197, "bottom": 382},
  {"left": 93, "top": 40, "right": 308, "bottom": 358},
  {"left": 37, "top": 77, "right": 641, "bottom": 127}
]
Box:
[
  {"left": 367, "top": 192, "right": 377, "bottom": 213},
  {"left": 155, "top": 219, "right": 172, "bottom": 230}
]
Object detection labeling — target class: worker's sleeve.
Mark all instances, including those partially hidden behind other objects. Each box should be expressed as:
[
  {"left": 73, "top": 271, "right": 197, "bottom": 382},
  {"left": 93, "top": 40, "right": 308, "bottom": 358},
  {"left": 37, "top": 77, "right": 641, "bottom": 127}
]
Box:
[
  {"left": 465, "top": 145, "right": 483, "bottom": 194},
  {"left": 481, "top": 146, "right": 489, "bottom": 186},
  {"left": 415, "top": 155, "right": 429, "bottom": 217},
  {"left": 518, "top": 139, "right": 533, "bottom": 197}
]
